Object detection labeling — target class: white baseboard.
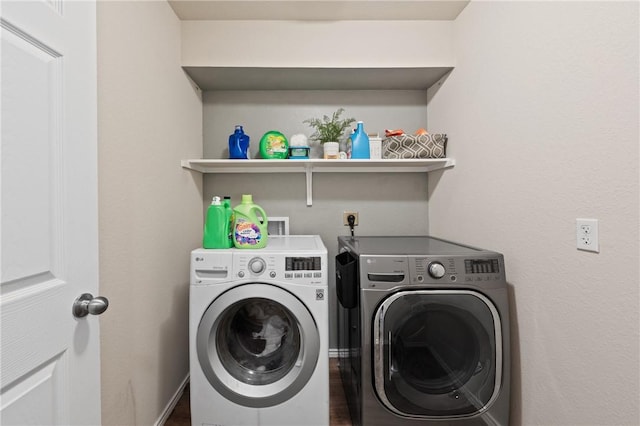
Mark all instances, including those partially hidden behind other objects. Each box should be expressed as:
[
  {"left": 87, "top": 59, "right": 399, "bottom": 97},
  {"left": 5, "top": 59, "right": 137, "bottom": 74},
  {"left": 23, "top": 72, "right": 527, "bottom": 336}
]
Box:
[{"left": 155, "top": 373, "right": 189, "bottom": 426}]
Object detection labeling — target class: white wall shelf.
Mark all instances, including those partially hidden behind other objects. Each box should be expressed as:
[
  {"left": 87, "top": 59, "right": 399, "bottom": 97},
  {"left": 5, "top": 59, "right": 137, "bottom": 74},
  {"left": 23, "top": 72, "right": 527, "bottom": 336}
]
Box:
[
  {"left": 183, "top": 66, "right": 454, "bottom": 91},
  {"left": 181, "top": 158, "right": 455, "bottom": 206}
]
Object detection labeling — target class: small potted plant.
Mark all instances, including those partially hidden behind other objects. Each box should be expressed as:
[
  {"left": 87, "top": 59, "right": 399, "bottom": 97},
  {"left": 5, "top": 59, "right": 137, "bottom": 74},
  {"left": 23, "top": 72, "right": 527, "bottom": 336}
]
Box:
[{"left": 304, "top": 108, "right": 355, "bottom": 159}]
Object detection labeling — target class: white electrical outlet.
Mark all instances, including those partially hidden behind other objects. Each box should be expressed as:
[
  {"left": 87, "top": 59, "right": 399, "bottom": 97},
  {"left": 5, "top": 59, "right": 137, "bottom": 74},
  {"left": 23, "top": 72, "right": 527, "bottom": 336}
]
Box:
[{"left": 576, "top": 218, "right": 599, "bottom": 253}]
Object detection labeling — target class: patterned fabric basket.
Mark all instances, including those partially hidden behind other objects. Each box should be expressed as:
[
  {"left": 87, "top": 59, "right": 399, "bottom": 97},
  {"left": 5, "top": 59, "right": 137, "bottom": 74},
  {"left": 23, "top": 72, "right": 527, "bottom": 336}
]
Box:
[{"left": 382, "top": 134, "right": 447, "bottom": 159}]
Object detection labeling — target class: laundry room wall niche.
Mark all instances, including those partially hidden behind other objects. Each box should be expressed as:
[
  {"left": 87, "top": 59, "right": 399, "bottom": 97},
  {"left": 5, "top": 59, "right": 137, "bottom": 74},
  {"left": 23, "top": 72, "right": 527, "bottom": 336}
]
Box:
[{"left": 201, "top": 89, "right": 438, "bottom": 351}]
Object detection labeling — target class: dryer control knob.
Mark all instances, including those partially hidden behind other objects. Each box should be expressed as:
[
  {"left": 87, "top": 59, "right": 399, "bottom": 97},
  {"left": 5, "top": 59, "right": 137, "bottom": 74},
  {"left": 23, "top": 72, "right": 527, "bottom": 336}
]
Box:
[
  {"left": 249, "top": 257, "right": 266, "bottom": 275},
  {"left": 428, "top": 262, "right": 446, "bottom": 279}
]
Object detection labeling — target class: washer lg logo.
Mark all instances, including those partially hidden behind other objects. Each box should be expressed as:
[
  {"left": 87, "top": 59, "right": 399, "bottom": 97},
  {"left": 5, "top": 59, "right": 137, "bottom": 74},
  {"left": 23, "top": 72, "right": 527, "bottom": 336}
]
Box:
[{"left": 316, "top": 289, "right": 325, "bottom": 300}]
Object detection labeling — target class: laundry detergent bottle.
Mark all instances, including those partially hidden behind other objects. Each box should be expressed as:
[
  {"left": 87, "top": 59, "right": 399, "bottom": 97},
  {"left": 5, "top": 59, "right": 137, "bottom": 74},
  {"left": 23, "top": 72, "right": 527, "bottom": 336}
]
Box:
[
  {"left": 223, "top": 196, "right": 234, "bottom": 248},
  {"left": 233, "top": 194, "right": 268, "bottom": 249},
  {"left": 350, "top": 121, "right": 370, "bottom": 159},
  {"left": 203, "top": 196, "right": 229, "bottom": 249},
  {"left": 229, "top": 125, "right": 250, "bottom": 159}
]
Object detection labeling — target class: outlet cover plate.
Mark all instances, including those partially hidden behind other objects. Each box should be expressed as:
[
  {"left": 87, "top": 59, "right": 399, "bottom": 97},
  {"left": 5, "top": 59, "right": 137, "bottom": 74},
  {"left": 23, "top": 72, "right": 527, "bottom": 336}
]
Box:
[
  {"left": 576, "top": 218, "right": 599, "bottom": 253},
  {"left": 343, "top": 211, "right": 359, "bottom": 226}
]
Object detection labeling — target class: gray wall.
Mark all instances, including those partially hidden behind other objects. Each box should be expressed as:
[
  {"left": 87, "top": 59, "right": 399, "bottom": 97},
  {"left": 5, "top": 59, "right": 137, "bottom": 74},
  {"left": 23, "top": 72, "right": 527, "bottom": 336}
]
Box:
[{"left": 203, "top": 90, "right": 434, "bottom": 348}]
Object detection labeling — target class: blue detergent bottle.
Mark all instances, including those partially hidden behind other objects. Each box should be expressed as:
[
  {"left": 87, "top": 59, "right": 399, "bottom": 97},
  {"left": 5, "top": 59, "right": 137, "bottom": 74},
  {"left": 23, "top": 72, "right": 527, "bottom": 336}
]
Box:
[
  {"left": 350, "top": 121, "right": 370, "bottom": 159},
  {"left": 229, "top": 125, "right": 250, "bottom": 159}
]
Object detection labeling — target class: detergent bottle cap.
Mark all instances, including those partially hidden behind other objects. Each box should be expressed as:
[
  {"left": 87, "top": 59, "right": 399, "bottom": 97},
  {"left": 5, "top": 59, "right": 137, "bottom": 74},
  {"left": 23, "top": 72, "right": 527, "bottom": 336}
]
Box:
[
  {"left": 211, "top": 196, "right": 222, "bottom": 205},
  {"left": 241, "top": 194, "right": 253, "bottom": 204}
]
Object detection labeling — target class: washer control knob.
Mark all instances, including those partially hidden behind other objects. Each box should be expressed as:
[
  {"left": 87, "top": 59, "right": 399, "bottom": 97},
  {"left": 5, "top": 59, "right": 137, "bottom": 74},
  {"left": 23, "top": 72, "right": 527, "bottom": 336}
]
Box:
[
  {"left": 249, "top": 257, "right": 266, "bottom": 275},
  {"left": 428, "top": 262, "right": 446, "bottom": 279}
]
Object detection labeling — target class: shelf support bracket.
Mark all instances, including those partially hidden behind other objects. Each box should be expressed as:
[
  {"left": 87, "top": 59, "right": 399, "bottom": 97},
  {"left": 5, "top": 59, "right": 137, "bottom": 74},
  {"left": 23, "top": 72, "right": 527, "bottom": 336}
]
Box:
[{"left": 305, "top": 164, "right": 313, "bottom": 206}]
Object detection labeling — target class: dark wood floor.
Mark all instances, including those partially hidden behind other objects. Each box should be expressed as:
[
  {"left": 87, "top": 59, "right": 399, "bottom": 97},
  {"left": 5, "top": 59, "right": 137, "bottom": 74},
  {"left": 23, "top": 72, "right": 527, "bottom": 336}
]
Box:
[{"left": 165, "top": 358, "right": 352, "bottom": 426}]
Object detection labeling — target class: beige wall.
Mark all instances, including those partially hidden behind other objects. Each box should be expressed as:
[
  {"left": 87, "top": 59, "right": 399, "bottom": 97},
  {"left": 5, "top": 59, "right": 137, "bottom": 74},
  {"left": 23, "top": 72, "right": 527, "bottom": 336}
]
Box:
[
  {"left": 97, "top": 1, "right": 203, "bottom": 425},
  {"left": 181, "top": 20, "right": 453, "bottom": 68},
  {"left": 427, "top": 1, "right": 639, "bottom": 424}
]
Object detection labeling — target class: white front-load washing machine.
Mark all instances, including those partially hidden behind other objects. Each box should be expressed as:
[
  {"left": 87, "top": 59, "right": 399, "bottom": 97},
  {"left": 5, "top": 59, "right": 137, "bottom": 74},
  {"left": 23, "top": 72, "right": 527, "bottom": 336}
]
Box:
[{"left": 190, "top": 235, "right": 329, "bottom": 426}]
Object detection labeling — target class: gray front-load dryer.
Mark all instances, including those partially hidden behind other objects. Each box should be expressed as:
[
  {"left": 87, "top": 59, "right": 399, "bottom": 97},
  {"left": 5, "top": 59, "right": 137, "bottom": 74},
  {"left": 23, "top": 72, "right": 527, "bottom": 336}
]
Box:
[{"left": 335, "top": 236, "right": 511, "bottom": 426}]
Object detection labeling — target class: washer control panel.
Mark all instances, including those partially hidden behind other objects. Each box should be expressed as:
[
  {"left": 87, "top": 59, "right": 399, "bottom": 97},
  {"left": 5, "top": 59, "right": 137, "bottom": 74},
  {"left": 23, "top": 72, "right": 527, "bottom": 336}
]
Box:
[
  {"left": 286, "top": 256, "right": 322, "bottom": 271},
  {"left": 234, "top": 254, "right": 324, "bottom": 284},
  {"left": 248, "top": 257, "right": 266, "bottom": 274},
  {"left": 284, "top": 256, "right": 323, "bottom": 281}
]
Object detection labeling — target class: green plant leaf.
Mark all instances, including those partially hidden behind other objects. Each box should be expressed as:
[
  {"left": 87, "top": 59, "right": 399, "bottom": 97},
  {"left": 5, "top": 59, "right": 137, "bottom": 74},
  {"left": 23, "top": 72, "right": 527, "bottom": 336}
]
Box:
[{"left": 303, "top": 108, "right": 356, "bottom": 143}]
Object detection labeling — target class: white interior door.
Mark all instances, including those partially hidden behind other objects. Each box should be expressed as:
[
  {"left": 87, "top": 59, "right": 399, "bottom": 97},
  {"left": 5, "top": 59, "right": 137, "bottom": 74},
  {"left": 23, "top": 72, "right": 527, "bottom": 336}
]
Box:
[{"left": 0, "top": 1, "right": 102, "bottom": 425}]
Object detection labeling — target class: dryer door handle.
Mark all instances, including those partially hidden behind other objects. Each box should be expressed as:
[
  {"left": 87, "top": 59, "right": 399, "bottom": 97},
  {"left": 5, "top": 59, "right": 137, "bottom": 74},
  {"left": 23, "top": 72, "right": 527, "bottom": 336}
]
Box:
[
  {"left": 388, "top": 331, "right": 393, "bottom": 381},
  {"left": 367, "top": 273, "right": 405, "bottom": 283}
]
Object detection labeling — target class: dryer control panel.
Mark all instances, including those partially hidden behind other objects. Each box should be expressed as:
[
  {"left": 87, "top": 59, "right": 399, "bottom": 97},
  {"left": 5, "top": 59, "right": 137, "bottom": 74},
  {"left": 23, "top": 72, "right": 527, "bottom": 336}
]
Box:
[
  {"left": 360, "top": 255, "right": 505, "bottom": 289},
  {"left": 408, "top": 255, "right": 505, "bottom": 286}
]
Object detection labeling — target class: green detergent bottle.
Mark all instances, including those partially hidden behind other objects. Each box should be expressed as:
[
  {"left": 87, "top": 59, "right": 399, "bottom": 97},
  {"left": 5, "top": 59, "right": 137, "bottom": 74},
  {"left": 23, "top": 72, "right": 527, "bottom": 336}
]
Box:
[
  {"left": 233, "top": 194, "right": 268, "bottom": 249},
  {"left": 223, "top": 196, "right": 234, "bottom": 248},
  {"left": 203, "top": 196, "right": 228, "bottom": 249}
]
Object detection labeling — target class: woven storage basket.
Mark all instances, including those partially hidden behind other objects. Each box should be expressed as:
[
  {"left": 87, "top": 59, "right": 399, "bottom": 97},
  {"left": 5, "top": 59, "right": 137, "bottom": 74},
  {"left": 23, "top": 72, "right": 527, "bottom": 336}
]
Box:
[{"left": 382, "top": 134, "right": 447, "bottom": 159}]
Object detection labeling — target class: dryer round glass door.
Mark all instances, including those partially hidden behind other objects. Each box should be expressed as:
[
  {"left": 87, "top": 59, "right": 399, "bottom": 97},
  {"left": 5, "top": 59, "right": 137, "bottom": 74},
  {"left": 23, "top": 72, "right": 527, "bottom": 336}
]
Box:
[
  {"left": 373, "top": 290, "right": 503, "bottom": 418},
  {"left": 197, "top": 283, "right": 320, "bottom": 408}
]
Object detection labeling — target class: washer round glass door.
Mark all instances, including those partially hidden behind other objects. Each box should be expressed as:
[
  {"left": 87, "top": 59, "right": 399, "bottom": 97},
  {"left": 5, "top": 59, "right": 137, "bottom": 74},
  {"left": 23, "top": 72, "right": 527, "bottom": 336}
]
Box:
[
  {"left": 197, "top": 283, "right": 320, "bottom": 407},
  {"left": 373, "top": 290, "right": 502, "bottom": 418}
]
